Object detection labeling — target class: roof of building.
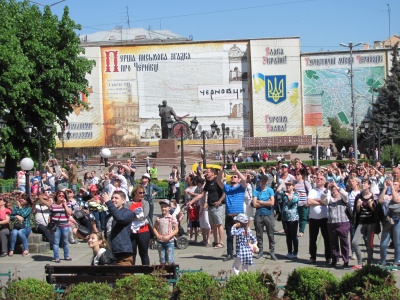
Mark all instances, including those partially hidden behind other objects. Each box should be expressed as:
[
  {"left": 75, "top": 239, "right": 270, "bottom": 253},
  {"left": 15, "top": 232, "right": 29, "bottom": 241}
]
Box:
[{"left": 80, "top": 27, "right": 191, "bottom": 46}]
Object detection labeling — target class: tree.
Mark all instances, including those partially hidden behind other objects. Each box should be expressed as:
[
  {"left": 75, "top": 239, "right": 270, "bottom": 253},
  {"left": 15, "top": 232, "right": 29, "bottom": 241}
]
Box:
[
  {"left": 371, "top": 42, "right": 400, "bottom": 143},
  {"left": 328, "top": 117, "right": 353, "bottom": 155},
  {"left": 0, "top": 0, "right": 94, "bottom": 179}
]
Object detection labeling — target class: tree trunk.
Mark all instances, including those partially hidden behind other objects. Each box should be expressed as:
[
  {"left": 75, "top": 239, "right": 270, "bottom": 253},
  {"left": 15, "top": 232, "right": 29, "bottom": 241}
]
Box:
[{"left": 4, "top": 155, "right": 17, "bottom": 180}]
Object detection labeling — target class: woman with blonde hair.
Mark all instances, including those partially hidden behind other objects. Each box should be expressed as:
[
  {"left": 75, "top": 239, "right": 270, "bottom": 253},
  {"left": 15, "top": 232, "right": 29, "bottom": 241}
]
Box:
[{"left": 88, "top": 231, "right": 115, "bottom": 265}]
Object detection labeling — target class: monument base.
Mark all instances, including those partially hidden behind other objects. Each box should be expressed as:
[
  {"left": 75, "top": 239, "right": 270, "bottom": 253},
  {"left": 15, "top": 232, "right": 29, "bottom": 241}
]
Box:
[{"left": 157, "top": 139, "right": 179, "bottom": 158}]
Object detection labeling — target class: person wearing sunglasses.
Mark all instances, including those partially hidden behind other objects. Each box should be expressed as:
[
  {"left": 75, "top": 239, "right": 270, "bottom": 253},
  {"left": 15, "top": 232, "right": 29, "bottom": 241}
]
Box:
[
  {"left": 216, "top": 164, "right": 247, "bottom": 262},
  {"left": 49, "top": 191, "right": 72, "bottom": 262},
  {"left": 129, "top": 185, "right": 150, "bottom": 265}
]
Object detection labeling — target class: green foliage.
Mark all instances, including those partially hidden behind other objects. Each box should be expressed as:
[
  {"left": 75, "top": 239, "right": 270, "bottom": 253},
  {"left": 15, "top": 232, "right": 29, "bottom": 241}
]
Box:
[
  {"left": 380, "top": 144, "right": 400, "bottom": 167},
  {"left": 0, "top": 0, "right": 95, "bottom": 179},
  {"left": 62, "top": 282, "right": 112, "bottom": 300},
  {"left": 6, "top": 278, "right": 55, "bottom": 300},
  {"left": 172, "top": 272, "right": 222, "bottom": 300},
  {"left": 339, "top": 264, "right": 399, "bottom": 299},
  {"left": 112, "top": 274, "right": 170, "bottom": 300},
  {"left": 372, "top": 43, "right": 400, "bottom": 136},
  {"left": 284, "top": 267, "right": 338, "bottom": 300},
  {"left": 222, "top": 271, "right": 275, "bottom": 300},
  {"left": 328, "top": 117, "right": 353, "bottom": 152}
]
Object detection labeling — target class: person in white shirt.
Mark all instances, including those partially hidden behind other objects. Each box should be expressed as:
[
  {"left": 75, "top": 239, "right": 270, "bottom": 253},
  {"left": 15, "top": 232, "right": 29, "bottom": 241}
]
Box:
[{"left": 307, "top": 174, "right": 331, "bottom": 264}]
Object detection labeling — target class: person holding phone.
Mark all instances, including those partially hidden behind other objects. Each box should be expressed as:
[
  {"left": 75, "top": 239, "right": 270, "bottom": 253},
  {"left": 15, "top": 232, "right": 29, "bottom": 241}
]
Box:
[{"left": 307, "top": 174, "right": 331, "bottom": 264}]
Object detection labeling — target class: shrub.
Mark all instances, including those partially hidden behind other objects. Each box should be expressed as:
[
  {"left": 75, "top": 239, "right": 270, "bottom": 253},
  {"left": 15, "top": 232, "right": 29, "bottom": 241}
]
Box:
[
  {"left": 62, "top": 282, "right": 113, "bottom": 300},
  {"left": 112, "top": 274, "right": 170, "bottom": 300},
  {"left": 339, "top": 264, "right": 399, "bottom": 299},
  {"left": 172, "top": 272, "right": 222, "bottom": 300},
  {"left": 284, "top": 267, "right": 338, "bottom": 300},
  {"left": 222, "top": 271, "right": 275, "bottom": 300},
  {"left": 6, "top": 278, "right": 55, "bottom": 300}
]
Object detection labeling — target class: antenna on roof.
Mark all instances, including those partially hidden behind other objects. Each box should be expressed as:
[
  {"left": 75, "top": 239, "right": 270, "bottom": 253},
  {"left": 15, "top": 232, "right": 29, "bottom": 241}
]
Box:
[
  {"left": 387, "top": 4, "right": 391, "bottom": 46},
  {"left": 126, "top": 6, "right": 130, "bottom": 29}
]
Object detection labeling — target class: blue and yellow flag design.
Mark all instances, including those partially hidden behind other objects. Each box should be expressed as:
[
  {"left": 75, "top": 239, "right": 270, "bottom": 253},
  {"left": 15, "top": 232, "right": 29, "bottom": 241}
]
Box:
[{"left": 253, "top": 73, "right": 288, "bottom": 105}]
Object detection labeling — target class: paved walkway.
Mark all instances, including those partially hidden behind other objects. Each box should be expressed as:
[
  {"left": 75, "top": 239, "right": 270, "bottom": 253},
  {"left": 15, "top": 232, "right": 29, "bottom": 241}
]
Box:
[{"left": 1, "top": 202, "right": 399, "bottom": 288}]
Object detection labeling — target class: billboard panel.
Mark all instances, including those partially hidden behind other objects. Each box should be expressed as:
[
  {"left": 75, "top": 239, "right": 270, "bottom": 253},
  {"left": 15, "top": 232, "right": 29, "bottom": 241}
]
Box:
[
  {"left": 101, "top": 42, "right": 251, "bottom": 145},
  {"left": 301, "top": 51, "right": 387, "bottom": 137},
  {"left": 56, "top": 47, "right": 105, "bottom": 148},
  {"left": 250, "top": 38, "right": 302, "bottom": 137}
]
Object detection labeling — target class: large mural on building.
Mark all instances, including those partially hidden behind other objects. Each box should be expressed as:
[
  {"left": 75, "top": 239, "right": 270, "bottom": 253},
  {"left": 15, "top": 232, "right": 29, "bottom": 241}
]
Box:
[
  {"left": 101, "top": 42, "right": 250, "bottom": 146},
  {"left": 56, "top": 47, "right": 104, "bottom": 148},
  {"left": 58, "top": 38, "right": 390, "bottom": 148},
  {"left": 250, "top": 38, "right": 302, "bottom": 137},
  {"left": 301, "top": 50, "right": 387, "bottom": 138}
]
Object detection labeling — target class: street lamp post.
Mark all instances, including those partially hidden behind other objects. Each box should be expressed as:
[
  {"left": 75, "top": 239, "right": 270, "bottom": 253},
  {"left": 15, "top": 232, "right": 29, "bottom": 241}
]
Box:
[
  {"left": 57, "top": 130, "right": 71, "bottom": 167},
  {"left": 360, "top": 117, "right": 389, "bottom": 162},
  {"left": 20, "top": 158, "right": 34, "bottom": 197},
  {"left": 190, "top": 117, "right": 218, "bottom": 170},
  {"left": 221, "top": 123, "right": 230, "bottom": 167},
  {"left": 166, "top": 117, "right": 198, "bottom": 182},
  {"left": 340, "top": 42, "right": 362, "bottom": 162},
  {"left": 25, "top": 124, "right": 53, "bottom": 171},
  {"left": 388, "top": 117, "right": 397, "bottom": 166}
]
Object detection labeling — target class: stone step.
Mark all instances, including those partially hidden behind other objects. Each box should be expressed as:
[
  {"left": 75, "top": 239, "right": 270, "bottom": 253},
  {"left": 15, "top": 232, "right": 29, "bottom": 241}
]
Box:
[
  {"left": 14, "top": 242, "right": 50, "bottom": 254},
  {"left": 27, "top": 233, "right": 43, "bottom": 244}
]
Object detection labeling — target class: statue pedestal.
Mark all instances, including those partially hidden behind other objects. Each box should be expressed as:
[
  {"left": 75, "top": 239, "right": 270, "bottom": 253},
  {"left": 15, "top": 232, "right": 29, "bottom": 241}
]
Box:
[{"left": 157, "top": 139, "right": 179, "bottom": 158}]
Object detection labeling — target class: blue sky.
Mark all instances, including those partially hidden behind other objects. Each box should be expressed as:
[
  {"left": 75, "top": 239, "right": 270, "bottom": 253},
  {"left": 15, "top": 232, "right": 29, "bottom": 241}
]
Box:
[{"left": 33, "top": 0, "right": 400, "bottom": 52}]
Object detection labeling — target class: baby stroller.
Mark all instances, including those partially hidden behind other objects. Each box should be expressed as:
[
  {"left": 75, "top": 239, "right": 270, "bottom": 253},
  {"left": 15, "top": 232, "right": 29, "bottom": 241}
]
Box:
[{"left": 175, "top": 205, "right": 189, "bottom": 250}]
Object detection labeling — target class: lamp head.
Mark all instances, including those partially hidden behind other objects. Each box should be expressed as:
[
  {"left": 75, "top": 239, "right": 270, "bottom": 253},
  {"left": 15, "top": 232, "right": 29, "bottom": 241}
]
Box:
[{"left": 20, "top": 157, "right": 34, "bottom": 171}]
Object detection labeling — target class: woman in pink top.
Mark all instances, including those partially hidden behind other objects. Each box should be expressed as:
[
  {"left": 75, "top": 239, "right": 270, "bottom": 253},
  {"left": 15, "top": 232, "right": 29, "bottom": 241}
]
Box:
[{"left": 0, "top": 197, "right": 11, "bottom": 257}]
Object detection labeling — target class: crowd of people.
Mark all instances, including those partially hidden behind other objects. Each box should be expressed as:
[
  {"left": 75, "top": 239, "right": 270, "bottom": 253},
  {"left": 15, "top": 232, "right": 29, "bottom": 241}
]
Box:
[
  {"left": 1, "top": 155, "right": 400, "bottom": 275},
  {"left": 185, "top": 158, "right": 400, "bottom": 272}
]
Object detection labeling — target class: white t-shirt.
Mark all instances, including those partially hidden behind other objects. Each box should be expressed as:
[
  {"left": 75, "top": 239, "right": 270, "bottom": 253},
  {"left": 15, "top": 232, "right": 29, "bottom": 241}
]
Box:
[
  {"left": 34, "top": 203, "right": 51, "bottom": 226},
  {"left": 307, "top": 188, "right": 328, "bottom": 219}
]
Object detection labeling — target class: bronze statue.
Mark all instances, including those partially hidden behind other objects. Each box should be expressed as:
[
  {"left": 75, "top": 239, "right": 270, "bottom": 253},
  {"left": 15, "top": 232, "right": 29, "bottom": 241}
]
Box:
[{"left": 159, "top": 100, "right": 178, "bottom": 139}]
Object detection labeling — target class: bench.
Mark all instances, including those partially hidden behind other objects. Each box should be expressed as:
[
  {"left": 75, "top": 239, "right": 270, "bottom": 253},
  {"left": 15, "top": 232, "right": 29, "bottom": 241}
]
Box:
[{"left": 45, "top": 264, "right": 180, "bottom": 289}]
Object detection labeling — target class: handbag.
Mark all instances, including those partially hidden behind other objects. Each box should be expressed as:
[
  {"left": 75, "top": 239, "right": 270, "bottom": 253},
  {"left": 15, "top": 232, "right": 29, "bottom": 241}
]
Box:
[
  {"left": 47, "top": 212, "right": 62, "bottom": 231},
  {"left": 47, "top": 220, "right": 58, "bottom": 231},
  {"left": 77, "top": 225, "right": 90, "bottom": 237},
  {"left": 13, "top": 219, "right": 25, "bottom": 230}
]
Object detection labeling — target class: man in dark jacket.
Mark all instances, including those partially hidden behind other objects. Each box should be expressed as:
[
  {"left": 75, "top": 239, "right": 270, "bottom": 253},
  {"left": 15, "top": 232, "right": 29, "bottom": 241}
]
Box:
[{"left": 101, "top": 190, "right": 134, "bottom": 265}]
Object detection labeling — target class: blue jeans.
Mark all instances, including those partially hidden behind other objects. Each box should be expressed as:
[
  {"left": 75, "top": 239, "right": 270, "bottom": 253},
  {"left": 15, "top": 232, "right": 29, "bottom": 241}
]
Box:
[
  {"left": 9, "top": 228, "right": 31, "bottom": 251},
  {"left": 91, "top": 211, "right": 100, "bottom": 230},
  {"left": 157, "top": 240, "right": 174, "bottom": 264},
  {"left": 380, "top": 219, "right": 400, "bottom": 265},
  {"left": 53, "top": 226, "right": 70, "bottom": 259},
  {"left": 19, "top": 185, "right": 26, "bottom": 192}
]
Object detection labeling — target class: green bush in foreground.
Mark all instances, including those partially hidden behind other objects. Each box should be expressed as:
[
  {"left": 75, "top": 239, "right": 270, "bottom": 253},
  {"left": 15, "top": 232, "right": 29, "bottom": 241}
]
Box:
[
  {"left": 62, "top": 282, "right": 112, "bottom": 300},
  {"left": 339, "top": 264, "right": 399, "bottom": 300},
  {"left": 112, "top": 274, "right": 170, "bottom": 300},
  {"left": 284, "top": 267, "right": 339, "bottom": 300},
  {"left": 222, "top": 271, "right": 276, "bottom": 300},
  {"left": 172, "top": 272, "right": 222, "bottom": 300},
  {"left": 6, "top": 278, "right": 55, "bottom": 300}
]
